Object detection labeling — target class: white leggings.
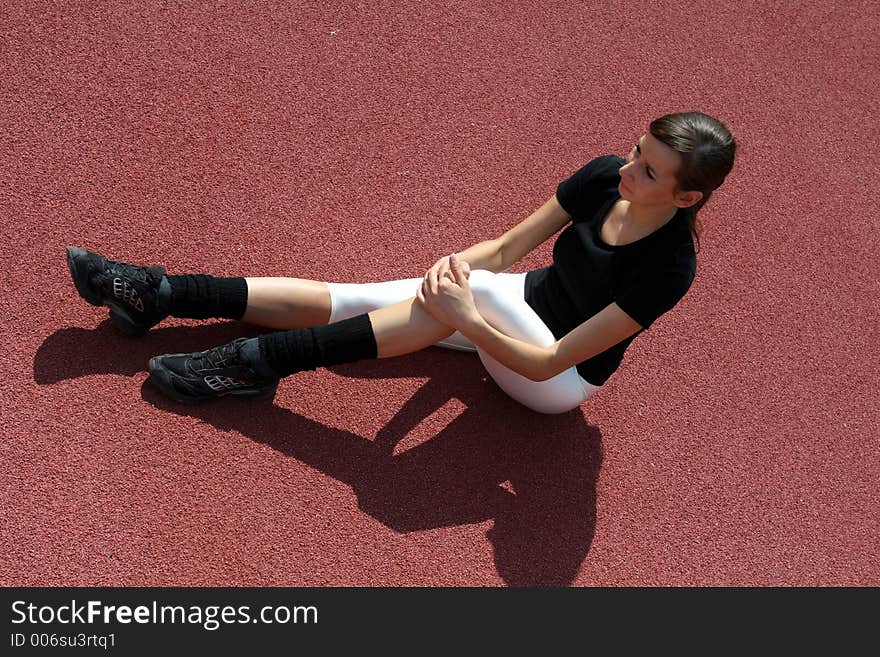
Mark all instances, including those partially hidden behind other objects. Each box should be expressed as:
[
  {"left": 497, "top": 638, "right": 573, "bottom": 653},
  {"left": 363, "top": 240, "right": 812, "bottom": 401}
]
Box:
[{"left": 326, "top": 270, "right": 599, "bottom": 414}]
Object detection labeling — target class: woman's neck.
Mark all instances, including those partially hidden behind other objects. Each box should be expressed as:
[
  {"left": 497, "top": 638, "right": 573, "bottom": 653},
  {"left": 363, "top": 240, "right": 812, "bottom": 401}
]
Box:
[{"left": 617, "top": 199, "right": 678, "bottom": 233}]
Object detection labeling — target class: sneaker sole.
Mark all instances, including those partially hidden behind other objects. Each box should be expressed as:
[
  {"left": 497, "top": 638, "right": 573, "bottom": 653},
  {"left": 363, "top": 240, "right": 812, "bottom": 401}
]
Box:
[
  {"left": 67, "top": 246, "right": 151, "bottom": 336},
  {"left": 147, "top": 356, "right": 278, "bottom": 405},
  {"left": 108, "top": 303, "right": 149, "bottom": 337}
]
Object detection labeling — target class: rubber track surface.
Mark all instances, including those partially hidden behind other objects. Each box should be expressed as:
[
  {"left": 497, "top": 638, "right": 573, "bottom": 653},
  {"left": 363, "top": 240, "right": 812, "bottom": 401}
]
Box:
[{"left": 2, "top": 1, "right": 877, "bottom": 586}]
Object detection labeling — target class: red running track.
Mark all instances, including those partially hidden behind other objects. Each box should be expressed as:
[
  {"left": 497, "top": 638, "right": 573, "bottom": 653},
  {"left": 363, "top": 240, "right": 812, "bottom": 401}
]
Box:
[{"left": 2, "top": 0, "right": 878, "bottom": 586}]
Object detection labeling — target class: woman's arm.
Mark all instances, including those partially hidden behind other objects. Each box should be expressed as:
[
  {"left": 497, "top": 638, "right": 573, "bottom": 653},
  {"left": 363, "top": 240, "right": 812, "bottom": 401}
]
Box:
[
  {"left": 436, "top": 193, "right": 571, "bottom": 275},
  {"left": 418, "top": 255, "right": 642, "bottom": 382},
  {"left": 456, "top": 302, "right": 643, "bottom": 382},
  {"left": 495, "top": 193, "right": 570, "bottom": 271}
]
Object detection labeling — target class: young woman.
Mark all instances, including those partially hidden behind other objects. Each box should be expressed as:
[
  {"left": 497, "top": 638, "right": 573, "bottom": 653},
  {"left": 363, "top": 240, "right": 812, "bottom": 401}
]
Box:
[{"left": 67, "top": 111, "right": 736, "bottom": 414}]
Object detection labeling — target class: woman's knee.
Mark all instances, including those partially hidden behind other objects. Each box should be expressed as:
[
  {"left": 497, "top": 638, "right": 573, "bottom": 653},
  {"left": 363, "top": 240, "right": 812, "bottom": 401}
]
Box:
[
  {"left": 467, "top": 269, "right": 502, "bottom": 306},
  {"left": 467, "top": 270, "right": 555, "bottom": 348},
  {"left": 468, "top": 270, "right": 522, "bottom": 325}
]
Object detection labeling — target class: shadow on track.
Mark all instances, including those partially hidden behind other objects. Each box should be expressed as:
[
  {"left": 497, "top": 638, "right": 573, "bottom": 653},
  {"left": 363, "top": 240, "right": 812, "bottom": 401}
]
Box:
[{"left": 35, "top": 321, "right": 603, "bottom": 586}]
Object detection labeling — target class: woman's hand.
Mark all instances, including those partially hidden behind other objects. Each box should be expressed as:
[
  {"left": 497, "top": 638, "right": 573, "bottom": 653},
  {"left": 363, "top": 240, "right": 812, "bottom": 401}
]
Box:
[
  {"left": 416, "top": 253, "right": 481, "bottom": 331},
  {"left": 423, "top": 254, "right": 471, "bottom": 293}
]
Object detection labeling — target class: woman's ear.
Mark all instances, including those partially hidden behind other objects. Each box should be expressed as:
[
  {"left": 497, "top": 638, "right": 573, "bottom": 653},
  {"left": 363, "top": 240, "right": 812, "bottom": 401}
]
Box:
[{"left": 675, "top": 189, "right": 703, "bottom": 209}]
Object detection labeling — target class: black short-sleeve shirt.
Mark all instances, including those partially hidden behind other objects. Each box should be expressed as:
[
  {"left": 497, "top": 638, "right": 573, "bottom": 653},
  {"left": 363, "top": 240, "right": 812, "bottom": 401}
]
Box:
[{"left": 524, "top": 154, "right": 696, "bottom": 386}]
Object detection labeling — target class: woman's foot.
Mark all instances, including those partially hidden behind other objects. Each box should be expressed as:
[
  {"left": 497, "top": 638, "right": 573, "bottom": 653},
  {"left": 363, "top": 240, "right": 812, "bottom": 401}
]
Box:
[
  {"left": 66, "top": 246, "right": 169, "bottom": 335},
  {"left": 148, "top": 338, "right": 280, "bottom": 404}
]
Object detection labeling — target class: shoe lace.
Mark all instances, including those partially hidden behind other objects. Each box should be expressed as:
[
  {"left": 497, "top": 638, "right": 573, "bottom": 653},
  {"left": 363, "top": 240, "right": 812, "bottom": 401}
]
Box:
[
  {"left": 107, "top": 259, "right": 149, "bottom": 283},
  {"left": 201, "top": 340, "right": 242, "bottom": 371},
  {"left": 107, "top": 259, "right": 165, "bottom": 288}
]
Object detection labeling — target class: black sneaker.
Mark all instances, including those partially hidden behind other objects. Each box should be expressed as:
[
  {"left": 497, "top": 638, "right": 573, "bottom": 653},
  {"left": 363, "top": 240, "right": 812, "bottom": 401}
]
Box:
[
  {"left": 148, "top": 338, "right": 279, "bottom": 404},
  {"left": 66, "top": 246, "right": 168, "bottom": 336}
]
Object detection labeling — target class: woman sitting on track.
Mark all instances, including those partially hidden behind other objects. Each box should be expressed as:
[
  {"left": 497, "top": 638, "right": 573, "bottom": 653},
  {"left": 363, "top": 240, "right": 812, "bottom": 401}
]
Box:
[{"left": 66, "top": 111, "right": 736, "bottom": 414}]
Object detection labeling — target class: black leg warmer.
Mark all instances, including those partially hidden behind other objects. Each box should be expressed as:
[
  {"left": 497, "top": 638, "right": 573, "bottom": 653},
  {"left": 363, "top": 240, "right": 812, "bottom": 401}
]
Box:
[
  {"left": 165, "top": 274, "right": 248, "bottom": 320},
  {"left": 256, "top": 313, "right": 378, "bottom": 377}
]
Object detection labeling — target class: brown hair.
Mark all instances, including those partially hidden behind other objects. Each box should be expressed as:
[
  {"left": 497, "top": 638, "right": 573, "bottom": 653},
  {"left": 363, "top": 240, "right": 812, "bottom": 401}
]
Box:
[{"left": 649, "top": 112, "right": 737, "bottom": 251}]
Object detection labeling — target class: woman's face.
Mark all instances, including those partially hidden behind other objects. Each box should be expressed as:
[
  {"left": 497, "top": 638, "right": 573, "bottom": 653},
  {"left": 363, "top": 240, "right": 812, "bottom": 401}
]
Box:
[{"left": 618, "top": 132, "right": 688, "bottom": 207}]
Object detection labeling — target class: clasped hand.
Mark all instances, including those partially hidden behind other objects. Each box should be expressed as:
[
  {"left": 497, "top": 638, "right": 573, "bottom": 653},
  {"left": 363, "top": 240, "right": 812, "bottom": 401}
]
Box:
[{"left": 415, "top": 253, "right": 480, "bottom": 331}]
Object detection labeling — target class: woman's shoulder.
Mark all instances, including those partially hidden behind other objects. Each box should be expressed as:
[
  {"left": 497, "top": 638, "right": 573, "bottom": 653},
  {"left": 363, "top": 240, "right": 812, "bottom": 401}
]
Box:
[
  {"left": 593, "top": 153, "right": 626, "bottom": 169},
  {"left": 565, "top": 153, "right": 625, "bottom": 182},
  {"left": 557, "top": 154, "right": 625, "bottom": 216},
  {"left": 642, "top": 216, "right": 697, "bottom": 276},
  {"left": 662, "top": 231, "right": 697, "bottom": 280}
]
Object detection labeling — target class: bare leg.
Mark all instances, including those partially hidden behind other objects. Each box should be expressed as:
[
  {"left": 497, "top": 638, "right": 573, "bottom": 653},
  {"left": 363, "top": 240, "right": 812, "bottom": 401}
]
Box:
[
  {"left": 368, "top": 297, "right": 456, "bottom": 358},
  {"left": 242, "top": 278, "right": 332, "bottom": 329},
  {"left": 243, "top": 276, "right": 478, "bottom": 354}
]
